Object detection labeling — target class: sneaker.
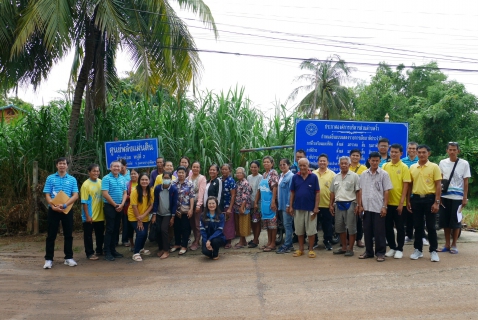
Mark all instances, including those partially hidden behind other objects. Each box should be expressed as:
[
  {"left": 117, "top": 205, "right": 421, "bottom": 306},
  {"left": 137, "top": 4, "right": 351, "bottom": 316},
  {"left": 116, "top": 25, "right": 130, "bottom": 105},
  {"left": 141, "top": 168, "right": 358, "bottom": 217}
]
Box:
[
  {"left": 288, "top": 245, "right": 295, "bottom": 252},
  {"left": 324, "top": 241, "right": 333, "bottom": 251},
  {"left": 43, "top": 260, "right": 53, "bottom": 269},
  {"left": 410, "top": 249, "right": 423, "bottom": 260},
  {"left": 404, "top": 236, "right": 412, "bottom": 243},
  {"left": 313, "top": 242, "right": 320, "bottom": 249},
  {"left": 430, "top": 251, "right": 440, "bottom": 262},
  {"left": 64, "top": 259, "right": 77, "bottom": 267},
  {"left": 394, "top": 251, "right": 403, "bottom": 259},
  {"left": 276, "top": 245, "right": 289, "bottom": 254},
  {"left": 104, "top": 254, "right": 115, "bottom": 261},
  {"left": 112, "top": 252, "right": 124, "bottom": 258},
  {"left": 385, "top": 249, "right": 396, "bottom": 257},
  {"left": 422, "top": 238, "right": 429, "bottom": 246}
]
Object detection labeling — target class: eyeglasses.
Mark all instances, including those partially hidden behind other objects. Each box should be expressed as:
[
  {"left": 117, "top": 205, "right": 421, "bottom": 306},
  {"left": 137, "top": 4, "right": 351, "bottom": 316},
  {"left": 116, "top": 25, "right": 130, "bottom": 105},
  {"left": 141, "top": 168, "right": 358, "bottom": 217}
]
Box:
[{"left": 448, "top": 141, "right": 459, "bottom": 147}]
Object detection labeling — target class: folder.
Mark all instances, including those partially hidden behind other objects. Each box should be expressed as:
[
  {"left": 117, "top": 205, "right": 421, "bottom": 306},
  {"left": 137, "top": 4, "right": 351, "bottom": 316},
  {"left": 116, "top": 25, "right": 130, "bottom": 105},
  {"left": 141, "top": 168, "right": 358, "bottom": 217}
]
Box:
[{"left": 51, "top": 191, "right": 74, "bottom": 214}]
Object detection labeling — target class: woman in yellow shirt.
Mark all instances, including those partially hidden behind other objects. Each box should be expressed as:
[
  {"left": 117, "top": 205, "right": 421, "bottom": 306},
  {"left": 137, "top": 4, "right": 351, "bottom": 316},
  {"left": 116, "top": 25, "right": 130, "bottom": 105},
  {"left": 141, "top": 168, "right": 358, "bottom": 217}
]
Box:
[{"left": 128, "top": 173, "right": 154, "bottom": 261}]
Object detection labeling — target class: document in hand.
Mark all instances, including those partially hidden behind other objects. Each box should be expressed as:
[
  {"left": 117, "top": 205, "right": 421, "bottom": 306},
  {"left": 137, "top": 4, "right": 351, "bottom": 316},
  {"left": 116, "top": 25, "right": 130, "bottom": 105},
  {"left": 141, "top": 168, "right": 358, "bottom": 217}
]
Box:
[
  {"left": 50, "top": 191, "right": 74, "bottom": 214},
  {"left": 457, "top": 205, "right": 463, "bottom": 223}
]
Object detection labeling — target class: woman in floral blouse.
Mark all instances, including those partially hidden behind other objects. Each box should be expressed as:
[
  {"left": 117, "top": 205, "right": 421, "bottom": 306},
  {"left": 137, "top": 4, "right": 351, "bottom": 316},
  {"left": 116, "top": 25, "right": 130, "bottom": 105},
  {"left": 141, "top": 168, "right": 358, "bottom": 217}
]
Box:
[
  {"left": 170, "top": 166, "right": 195, "bottom": 255},
  {"left": 220, "top": 163, "right": 237, "bottom": 249},
  {"left": 233, "top": 167, "right": 253, "bottom": 249}
]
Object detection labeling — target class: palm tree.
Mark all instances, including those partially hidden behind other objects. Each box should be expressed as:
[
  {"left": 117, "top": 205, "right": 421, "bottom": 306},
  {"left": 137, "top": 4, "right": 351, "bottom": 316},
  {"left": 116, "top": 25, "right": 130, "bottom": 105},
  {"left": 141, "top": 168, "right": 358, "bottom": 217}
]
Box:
[
  {"left": 0, "top": 0, "right": 217, "bottom": 152},
  {"left": 288, "top": 55, "right": 353, "bottom": 119}
]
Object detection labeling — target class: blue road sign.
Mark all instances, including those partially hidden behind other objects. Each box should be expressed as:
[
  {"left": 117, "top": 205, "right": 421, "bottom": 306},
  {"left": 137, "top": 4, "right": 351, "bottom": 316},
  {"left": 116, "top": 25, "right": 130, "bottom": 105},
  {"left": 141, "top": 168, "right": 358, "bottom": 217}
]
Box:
[
  {"left": 105, "top": 138, "right": 159, "bottom": 169},
  {"left": 295, "top": 120, "right": 408, "bottom": 173}
]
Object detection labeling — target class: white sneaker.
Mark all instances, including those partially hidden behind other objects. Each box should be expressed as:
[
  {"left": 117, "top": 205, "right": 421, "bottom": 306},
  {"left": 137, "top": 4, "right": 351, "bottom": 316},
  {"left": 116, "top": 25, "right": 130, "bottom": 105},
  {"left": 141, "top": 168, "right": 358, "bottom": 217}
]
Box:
[
  {"left": 43, "top": 260, "right": 53, "bottom": 269},
  {"left": 404, "top": 236, "right": 411, "bottom": 243},
  {"left": 385, "top": 249, "right": 396, "bottom": 257},
  {"left": 410, "top": 249, "right": 423, "bottom": 260},
  {"left": 430, "top": 251, "right": 440, "bottom": 262},
  {"left": 394, "top": 251, "right": 403, "bottom": 259},
  {"left": 422, "top": 238, "right": 429, "bottom": 246},
  {"left": 64, "top": 259, "right": 77, "bottom": 267}
]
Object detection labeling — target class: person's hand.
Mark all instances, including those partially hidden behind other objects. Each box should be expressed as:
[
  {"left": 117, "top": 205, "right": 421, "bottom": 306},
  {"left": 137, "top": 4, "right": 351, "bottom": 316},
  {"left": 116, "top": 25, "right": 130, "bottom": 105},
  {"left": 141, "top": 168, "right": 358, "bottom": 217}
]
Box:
[
  {"left": 310, "top": 209, "right": 318, "bottom": 221},
  {"left": 329, "top": 205, "right": 335, "bottom": 216},
  {"left": 52, "top": 204, "right": 64, "bottom": 213},
  {"left": 187, "top": 209, "right": 193, "bottom": 219},
  {"left": 397, "top": 204, "right": 403, "bottom": 215},
  {"left": 86, "top": 215, "right": 93, "bottom": 224},
  {"left": 151, "top": 215, "right": 156, "bottom": 224},
  {"left": 354, "top": 205, "right": 360, "bottom": 216},
  {"left": 380, "top": 207, "right": 387, "bottom": 217},
  {"left": 137, "top": 221, "right": 144, "bottom": 231},
  {"left": 115, "top": 204, "right": 123, "bottom": 212},
  {"left": 286, "top": 206, "right": 294, "bottom": 216},
  {"left": 254, "top": 202, "right": 258, "bottom": 210},
  {"left": 431, "top": 203, "right": 439, "bottom": 214},
  {"left": 462, "top": 198, "right": 468, "bottom": 209},
  {"left": 407, "top": 203, "right": 412, "bottom": 212},
  {"left": 170, "top": 217, "right": 174, "bottom": 227},
  {"left": 195, "top": 207, "right": 202, "bottom": 214},
  {"left": 206, "top": 240, "right": 212, "bottom": 251},
  {"left": 271, "top": 203, "right": 277, "bottom": 212}
]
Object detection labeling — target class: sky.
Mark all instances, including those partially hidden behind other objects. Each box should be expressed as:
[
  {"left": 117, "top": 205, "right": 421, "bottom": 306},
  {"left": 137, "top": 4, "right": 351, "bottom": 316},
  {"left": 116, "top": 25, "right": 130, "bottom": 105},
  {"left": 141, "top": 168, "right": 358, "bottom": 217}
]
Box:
[{"left": 15, "top": 0, "right": 478, "bottom": 118}]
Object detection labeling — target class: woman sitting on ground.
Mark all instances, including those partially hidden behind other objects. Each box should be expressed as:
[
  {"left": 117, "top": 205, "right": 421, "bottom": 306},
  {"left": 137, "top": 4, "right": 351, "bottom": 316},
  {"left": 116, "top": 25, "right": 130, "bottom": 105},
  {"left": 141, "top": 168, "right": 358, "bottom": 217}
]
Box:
[
  {"left": 200, "top": 196, "right": 226, "bottom": 260},
  {"left": 128, "top": 173, "right": 154, "bottom": 261}
]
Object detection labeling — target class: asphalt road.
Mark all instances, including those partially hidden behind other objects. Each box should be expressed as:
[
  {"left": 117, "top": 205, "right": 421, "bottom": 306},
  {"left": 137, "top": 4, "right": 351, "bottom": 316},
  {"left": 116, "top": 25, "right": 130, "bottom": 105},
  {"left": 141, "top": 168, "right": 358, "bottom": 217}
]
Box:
[{"left": 1, "top": 230, "right": 478, "bottom": 319}]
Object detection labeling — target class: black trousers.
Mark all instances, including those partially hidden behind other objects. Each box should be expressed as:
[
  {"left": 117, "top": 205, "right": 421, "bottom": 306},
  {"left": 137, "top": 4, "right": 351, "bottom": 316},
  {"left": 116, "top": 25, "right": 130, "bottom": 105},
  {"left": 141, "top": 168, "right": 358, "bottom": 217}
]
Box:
[
  {"left": 356, "top": 215, "right": 364, "bottom": 241},
  {"left": 174, "top": 214, "right": 191, "bottom": 248},
  {"left": 121, "top": 212, "right": 134, "bottom": 243},
  {"left": 156, "top": 215, "right": 171, "bottom": 252},
  {"left": 202, "top": 237, "right": 225, "bottom": 258},
  {"left": 411, "top": 196, "right": 438, "bottom": 253},
  {"left": 404, "top": 207, "right": 414, "bottom": 239},
  {"left": 363, "top": 211, "right": 386, "bottom": 257},
  {"left": 45, "top": 208, "right": 74, "bottom": 260},
  {"left": 83, "top": 221, "right": 105, "bottom": 257},
  {"left": 318, "top": 208, "right": 333, "bottom": 242},
  {"left": 103, "top": 203, "right": 122, "bottom": 255},
  {"left": 385, "top": 205, "right": 405, "bottom": 251}
]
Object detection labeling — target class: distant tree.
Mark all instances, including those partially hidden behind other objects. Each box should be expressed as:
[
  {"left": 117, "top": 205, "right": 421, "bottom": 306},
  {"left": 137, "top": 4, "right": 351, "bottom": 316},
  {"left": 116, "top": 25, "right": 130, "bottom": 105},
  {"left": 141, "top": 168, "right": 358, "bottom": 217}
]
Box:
[{"left": 288, "top": 55, "right": 353, "bottom": 119}]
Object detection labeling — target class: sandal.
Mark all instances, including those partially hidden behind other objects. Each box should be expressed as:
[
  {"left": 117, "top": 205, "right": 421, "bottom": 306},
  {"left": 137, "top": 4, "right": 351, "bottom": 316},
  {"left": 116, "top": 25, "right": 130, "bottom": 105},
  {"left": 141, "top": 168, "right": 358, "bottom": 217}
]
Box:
[
  {"left": 123, "top": 243, "right": 130, "bottom": 247},
  {"left": 333, "top": 249, "right": 347, "bottom": 255},
  {"left": 308, "top": 250, "right": 316, "bottom": 258},
  {"left": 157, "top": 251, "right": 164, "bottom": 258},
  {"left": 234, "top": 243, "right": 245, "bottom": 249},
  {"left": 450, "top": 246, "right": 459, "bottom": 254},
  {"left": 190, "top": 244, "right": 199, "bottom": 251},
  {"left": 293, "top": 250, "right": 304, "bottom": 257},
  {"left": 132, "top": 253, "right": 142, "bottom": 261},
  {"left": 359, "top": 252, "right": 373, "bottom": 259},
  {"left": 224, "top": 243, "right": 232, "bottom": 249},
  {"left": 438, "top": 246, "right": 451, "bottom": 252},
  {"left": 263, "top": 247, "right": 276, "bottom": 252},
  {"left": 178, "top": 248, "right": 187, "bottom": 255},
  {"left": 260, "top": 245, "right": 268, "bottom": 250},
  {"left": 248, "top": 242, "right": 258, "bottom": 248},
  {"left": 212, "top": 256, "right": 220, "bottom": 260},
  {"left": 169, "top": 246, "right": 180, "bottom": 253},
  {"left": 160, "top": 253, "right": 169, "bottom": 259},
  {"left": 139, "top": 249, "right": 151, "bottom": 255},
  {"left": 376, "top": 256, "right": 385, "bottom": 262},
  {"left": 88, "top": 254, "right": 99, "bottom": 260}
]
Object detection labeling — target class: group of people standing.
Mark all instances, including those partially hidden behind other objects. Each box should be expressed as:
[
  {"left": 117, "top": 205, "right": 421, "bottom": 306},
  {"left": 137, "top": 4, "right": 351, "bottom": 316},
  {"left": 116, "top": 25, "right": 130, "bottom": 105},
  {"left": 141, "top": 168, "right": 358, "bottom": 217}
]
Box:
[{"left": 42, "top": 138, "right": 469, "bottom": 269}]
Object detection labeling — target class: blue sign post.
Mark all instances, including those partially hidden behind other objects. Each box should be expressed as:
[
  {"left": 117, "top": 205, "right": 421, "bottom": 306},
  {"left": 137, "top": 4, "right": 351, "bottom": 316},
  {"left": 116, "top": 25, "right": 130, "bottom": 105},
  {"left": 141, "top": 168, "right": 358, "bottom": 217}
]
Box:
[
  {"left": 295, "top": 120, "right": 408, "bottom": 173},
  {"left": 105, "top": 138, "right": 159, "bottom": 169}
]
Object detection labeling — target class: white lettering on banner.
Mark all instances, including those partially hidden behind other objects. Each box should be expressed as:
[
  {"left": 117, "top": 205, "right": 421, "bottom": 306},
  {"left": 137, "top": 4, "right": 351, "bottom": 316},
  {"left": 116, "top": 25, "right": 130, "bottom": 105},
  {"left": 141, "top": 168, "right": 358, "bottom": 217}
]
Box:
[{"left": 109, "top": 142, "right": 154, "bottom": 156}]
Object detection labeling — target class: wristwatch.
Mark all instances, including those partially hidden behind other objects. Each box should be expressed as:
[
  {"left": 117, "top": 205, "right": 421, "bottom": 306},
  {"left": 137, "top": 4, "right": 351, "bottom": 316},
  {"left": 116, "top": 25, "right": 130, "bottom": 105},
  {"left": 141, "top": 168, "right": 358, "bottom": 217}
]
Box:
[
  {"left": 436, "top": 200, "right": 440, "bottom": 204},
  {"left": 63, "top": 204, "right": 67, "bottom": 209}
]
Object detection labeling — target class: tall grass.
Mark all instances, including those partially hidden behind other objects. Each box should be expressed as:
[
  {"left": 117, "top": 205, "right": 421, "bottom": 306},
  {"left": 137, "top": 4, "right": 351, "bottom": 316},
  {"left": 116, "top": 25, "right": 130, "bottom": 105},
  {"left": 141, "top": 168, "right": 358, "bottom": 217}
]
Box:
[{"left": 0, "top": 86, "right": 296, "bottom": 233}]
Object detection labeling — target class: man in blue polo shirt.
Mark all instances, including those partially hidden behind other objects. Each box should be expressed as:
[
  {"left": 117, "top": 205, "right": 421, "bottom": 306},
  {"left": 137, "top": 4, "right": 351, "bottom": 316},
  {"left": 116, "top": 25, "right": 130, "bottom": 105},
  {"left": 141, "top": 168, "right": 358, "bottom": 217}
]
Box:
[
  {"left": 43, "top": 157, "right": 79, "bottom": 269},
  {"left": 102, "top": 160, "right": 127, "bottom": 261},
  {"left": 287, "top": 158, "right": 320, "bottom": 258}
]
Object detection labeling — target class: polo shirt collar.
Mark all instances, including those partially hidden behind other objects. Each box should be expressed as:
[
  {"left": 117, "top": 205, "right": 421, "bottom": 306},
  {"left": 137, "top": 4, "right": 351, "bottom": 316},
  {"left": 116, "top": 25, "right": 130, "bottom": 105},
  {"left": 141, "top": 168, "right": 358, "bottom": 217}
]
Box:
[
  {"left": 366, "top": 167, "right": 383, "bottom": 175},
  {"left": 390, "top": 160, "right": 403, "bottom": 166},
  {"left": 417, "top": 160, "right": 430, "bottom": 168},
  {"left": 54, "top": 172, "right": 69, "bottom": 178},
  {"left": 108, "top": 172, "right": 121, "bottom": 178}
]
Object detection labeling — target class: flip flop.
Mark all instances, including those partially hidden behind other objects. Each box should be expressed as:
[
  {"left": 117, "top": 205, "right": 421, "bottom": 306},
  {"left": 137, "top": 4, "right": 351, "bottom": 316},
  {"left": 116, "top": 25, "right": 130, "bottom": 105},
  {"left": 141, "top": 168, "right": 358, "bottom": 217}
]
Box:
[
  {"left": 190, "top": 244, "right": 199, "bottom": 251},
  {"left": 169, "top": 247, "right": 180, "bottom": 253},
  {"left": 450, "top": 247, "right": 459, "bottom": 254},
  {"left": 178, "top": 248, "right": 187, "bottom": 255},
  {"left": 263, "top": 247, "right": 276, "bottom": 252},
  {"left": 160, "top": 253, "right": 169, "bottom": 259},
  {"left": 234, "top": 243, "right": 245, "bottom": 249},
  {"left": 308, "top": 250, "right": 316, "bottom": 258},
  {"left": 139, "top": 249, "right": 151, "bottom": 255},
  {"left": 359, "top": 252, "right": 373, "bottom": 259},
  {"left": 132, "top": 253, "right": 142, "bottom": 261},
  {"left": 224, "top": 243, "right": 232, "bottom": 249},
  {"left": 438, "top": 246, "right": 451, "bottom": 252},
  {"left": 376, "top": 256, "right": 385, "bottom": 262},
  {"left": 248, "top": 242, "right": 258, "bottom": 248},
  {"left": 293, "top": 250, "right": 304, "bottom": 257}
]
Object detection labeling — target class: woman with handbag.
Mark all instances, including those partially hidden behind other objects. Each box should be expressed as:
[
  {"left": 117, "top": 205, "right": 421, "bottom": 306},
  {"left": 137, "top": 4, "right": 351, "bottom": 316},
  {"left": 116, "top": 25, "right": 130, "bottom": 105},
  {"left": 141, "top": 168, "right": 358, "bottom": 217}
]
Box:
[
  {"left": 200, "top": 196, "right": 226, "bottom": 260},
  {"left": 128, "top": 173, "right": 154, "bottom": 262},
  {"left": 220, "top": 163, "right": 237, "bottom": 249},
  {"left": 188, "top": 161, "right": 207, "bottom": 251},
  {"left": 233, "top": 167, "right": 253, "bottom": 249},
  {"left": 170, "top": 166, "right": 195, "bottom": 255}
]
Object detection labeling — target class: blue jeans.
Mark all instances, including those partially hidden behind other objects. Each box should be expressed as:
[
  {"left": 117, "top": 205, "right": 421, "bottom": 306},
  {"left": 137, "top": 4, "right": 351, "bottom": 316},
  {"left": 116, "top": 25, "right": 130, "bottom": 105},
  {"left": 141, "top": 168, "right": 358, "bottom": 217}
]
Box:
[
  {"left": 282, "top": 210, "right": 294, "bottom": 248},
  {"left": 130, "top": 221, "right": 149, "bottom": 254}
]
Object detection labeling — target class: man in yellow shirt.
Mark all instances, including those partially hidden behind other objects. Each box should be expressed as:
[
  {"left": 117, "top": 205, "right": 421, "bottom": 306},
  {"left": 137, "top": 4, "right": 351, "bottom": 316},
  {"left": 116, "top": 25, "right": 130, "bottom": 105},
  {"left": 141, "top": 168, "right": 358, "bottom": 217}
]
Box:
[
  {"left": 382, "top": 144, "right": 411, "bottom": 259},
  {"left": 407, "top": 144, "right": 442, "bottom": 262},
  {"left": 313, "top": 154, "right": 336, "bottom": 250},
  {"left": 349, "top": 149, "right": 366, "bottom": 248}
]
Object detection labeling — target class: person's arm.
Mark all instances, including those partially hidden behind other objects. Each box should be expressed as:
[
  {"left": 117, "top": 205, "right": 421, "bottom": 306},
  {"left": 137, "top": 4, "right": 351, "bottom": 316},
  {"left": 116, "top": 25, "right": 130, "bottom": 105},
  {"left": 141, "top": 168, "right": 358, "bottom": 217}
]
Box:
[
  {"left": 200, "top": 218, "right": 208, "bottom": 241},
  {"left": 462, "top": 178, "right": 469, "bottom": 208},
  {"left": 254, "top": 188, "right": 261, "bottom": 210},
  {"left": 270, "top": 185, "right": 277, "bottom": 212},
  {"left": 228, "top": 188, "right": 236, "bottom": 213},
  {"left": 407, "top": 182, "right": 413, "bottom": 212},
  {"left": 102, "top": 190, "right": 117, "bottom": 207},
  {"left": 355, "top": 190, "right": 361, "bottom": 215},
  {"left": 217, "top": 179, "right": 222, "bottom": 204},
  {"left": 432, "top": 179, "right": 441, "bottom": 214},
  {"left": 196, "top": 176, "right": 207, "bottom": 211},
  {"left": 82, "top": 203, "right": 92, "bottom": 223},
  {"left": 397, "top": 182, "right": 409, "bottom": 215},
  {"left": 171, "top": 187, "right": 179, "bottom": 215},
  {"left": 288, "top": 190, "right": 295, "bottom": 216},
  {"left": 380, "top": 190, "right": 389, "bottom": 217},
  {"left": 329, "top": 192, "right": 335, "bottom": 216},
  {"left": 209, "top": 215, "right": 225, "bottom": 240},
  {"left": 311, "top": 190, "right": 320, "bottom": 220},
  {"left": 65, "top": 192, "right": 78, "bottom": 207},
  {"left": 188, "top": 192, "right": 195, "bottom": 218}
]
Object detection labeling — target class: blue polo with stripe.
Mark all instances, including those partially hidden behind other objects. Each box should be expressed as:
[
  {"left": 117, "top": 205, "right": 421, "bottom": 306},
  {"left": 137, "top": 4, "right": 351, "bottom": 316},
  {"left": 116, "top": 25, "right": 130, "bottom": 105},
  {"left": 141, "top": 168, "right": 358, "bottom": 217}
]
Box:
[
  {"left": 101, "top": 172, "right": 127, "bottom": 204},
  {"left": 43, "top": 172, "right": 79, "bottom": 200}
]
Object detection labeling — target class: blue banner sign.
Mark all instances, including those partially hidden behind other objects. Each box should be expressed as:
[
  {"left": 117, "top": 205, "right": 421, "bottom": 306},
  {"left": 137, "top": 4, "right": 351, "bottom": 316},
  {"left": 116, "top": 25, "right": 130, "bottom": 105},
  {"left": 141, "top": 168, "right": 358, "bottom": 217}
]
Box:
[
  {"left": 295, "top": 120, "right": 408, "bottom": 173},
  {"left": 105, "top": 138, "right": 159, "bottom": 169}
]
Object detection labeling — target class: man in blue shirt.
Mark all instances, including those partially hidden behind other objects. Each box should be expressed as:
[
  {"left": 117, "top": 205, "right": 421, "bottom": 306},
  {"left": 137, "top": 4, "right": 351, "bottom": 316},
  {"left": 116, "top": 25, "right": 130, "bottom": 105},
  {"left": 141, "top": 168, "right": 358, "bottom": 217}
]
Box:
[
  {"left": 102, "top": 160, "right": 127, "bottom": 261},
  {"left": 288, "top": 158, "right": 320, "bottom": 258},
  {"left": 401, "top": 142, "right": 421, "bottom": 243},
  {"left": 366, "top": 137, "right": 391, "bottom": 168},
  {"left": 43, "top": 157, "right": 79, "bottom": 269}
]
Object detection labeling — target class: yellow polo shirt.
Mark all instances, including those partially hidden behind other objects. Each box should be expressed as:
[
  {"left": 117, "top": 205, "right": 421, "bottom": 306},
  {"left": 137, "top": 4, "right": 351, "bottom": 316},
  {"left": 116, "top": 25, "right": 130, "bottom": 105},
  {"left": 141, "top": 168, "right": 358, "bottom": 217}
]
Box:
[
  {"left": 409, "top": 161, "right": 442, "bottom": 195},
  {"left": 382, "top": 160, "right": 411, "bottom": 206},
  {"left": 128, "top": 188, "right": 154, "bottom": 222},
  {"left": 153, "top": 174, "right": 177, "bottom": 188},
  {"left": 313, "top": 168, "right": 336, "bottom": 208},
  {"left": 350, "top": 164, "right": 367, "bottom": 175}
]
